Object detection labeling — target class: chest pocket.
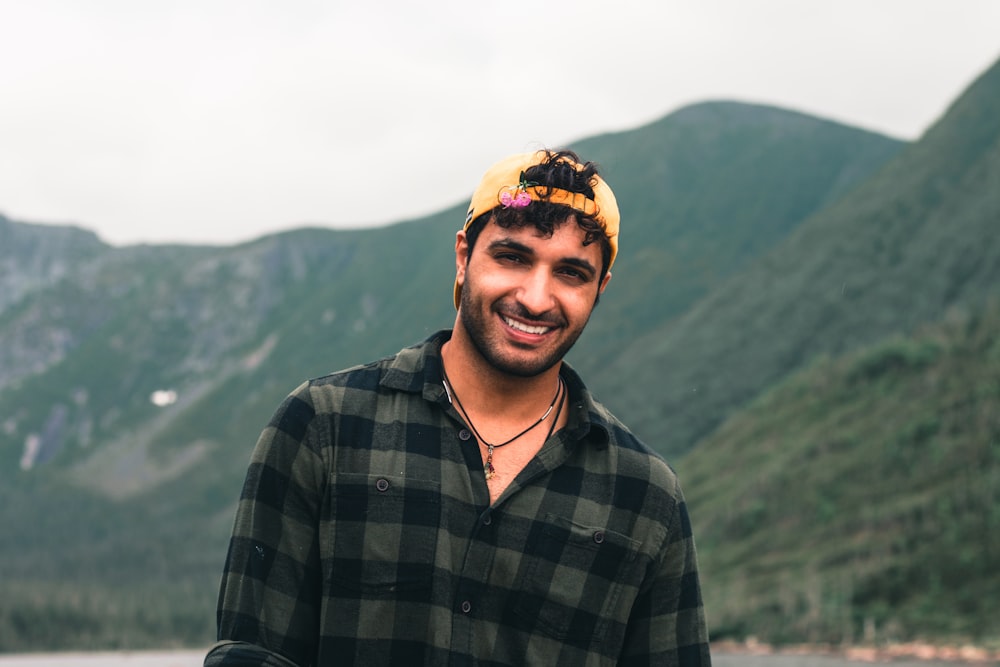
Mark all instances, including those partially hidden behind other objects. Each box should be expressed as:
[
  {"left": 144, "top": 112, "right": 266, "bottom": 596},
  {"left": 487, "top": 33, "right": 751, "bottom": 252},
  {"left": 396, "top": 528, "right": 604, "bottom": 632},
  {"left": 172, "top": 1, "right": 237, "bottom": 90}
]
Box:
[
  {"left": 513, "top": 514, "right": 642, "bottom": 645},
  {"left": 324, "top": 473, "right": 441, "bottom": 597}
]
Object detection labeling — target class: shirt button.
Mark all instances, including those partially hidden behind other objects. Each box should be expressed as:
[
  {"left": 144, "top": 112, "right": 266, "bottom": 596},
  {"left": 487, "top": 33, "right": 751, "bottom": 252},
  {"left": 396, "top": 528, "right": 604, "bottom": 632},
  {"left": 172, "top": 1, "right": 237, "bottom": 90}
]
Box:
[
  {"left": 593, "top": 530, "right": 605, "bottom": 544},
  {"left": 482, "top": 513, "right": 492, "bottom": 526},
  {"left": 375, "top": 478, "right": 390, "bottom": 492},
  {"left": 460, "top": 600, "right": 472, "bottom": 614},
  {"left": 458, "top": 429, "right": 472, "bottom": 441}
]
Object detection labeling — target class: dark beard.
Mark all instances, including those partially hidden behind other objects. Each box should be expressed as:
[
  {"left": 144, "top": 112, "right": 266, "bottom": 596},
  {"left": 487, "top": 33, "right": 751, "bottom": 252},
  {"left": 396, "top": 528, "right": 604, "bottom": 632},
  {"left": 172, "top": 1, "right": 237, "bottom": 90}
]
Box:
[{"left": 458, "top": 285, "right": 586, "bottom": 378}]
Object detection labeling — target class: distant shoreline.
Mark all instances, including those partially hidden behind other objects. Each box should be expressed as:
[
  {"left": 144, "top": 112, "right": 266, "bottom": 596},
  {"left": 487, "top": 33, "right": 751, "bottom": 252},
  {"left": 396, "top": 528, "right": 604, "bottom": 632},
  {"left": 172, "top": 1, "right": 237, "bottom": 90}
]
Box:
[
  {"left": 0, "top": 651, "right": 204, "bottom": 666},
  {"left": 712, "top": 639, "right": 1000, "bottom": 664}
]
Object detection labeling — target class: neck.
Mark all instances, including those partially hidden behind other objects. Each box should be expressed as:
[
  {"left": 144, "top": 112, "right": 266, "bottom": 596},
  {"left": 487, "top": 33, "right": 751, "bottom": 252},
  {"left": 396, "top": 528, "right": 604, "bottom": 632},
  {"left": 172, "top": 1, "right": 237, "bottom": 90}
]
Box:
[{"left": 441, "top": 325, "right": 563, "bottom": 418}]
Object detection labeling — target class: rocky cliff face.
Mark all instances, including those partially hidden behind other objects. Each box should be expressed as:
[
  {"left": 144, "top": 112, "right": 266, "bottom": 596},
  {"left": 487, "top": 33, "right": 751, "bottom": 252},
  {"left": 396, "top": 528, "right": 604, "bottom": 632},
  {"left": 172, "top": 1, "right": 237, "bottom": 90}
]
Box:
[
  {"left": 0, "top": 214, "right": 108, "bottom": 312},
  {"left": 0, "top": 225, "right": 352, "bottom": 477},
  {"left": 1, "top": 215, "right": 111, "bottom": 391}
]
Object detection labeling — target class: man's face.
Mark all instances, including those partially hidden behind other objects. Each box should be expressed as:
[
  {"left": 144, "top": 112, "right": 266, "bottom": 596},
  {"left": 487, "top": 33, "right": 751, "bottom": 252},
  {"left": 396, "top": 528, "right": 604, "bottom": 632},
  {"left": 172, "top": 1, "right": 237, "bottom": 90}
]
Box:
[{"left": 455, "top": 217, "right": 611, "bottom": 378}]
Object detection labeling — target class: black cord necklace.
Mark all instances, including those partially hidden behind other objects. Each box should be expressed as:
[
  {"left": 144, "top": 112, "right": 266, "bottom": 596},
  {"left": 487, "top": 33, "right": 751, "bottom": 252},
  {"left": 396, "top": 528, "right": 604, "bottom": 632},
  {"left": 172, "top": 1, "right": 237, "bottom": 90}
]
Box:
[{"left": 443, "top": 369, "right": 564, "bottom": 481}]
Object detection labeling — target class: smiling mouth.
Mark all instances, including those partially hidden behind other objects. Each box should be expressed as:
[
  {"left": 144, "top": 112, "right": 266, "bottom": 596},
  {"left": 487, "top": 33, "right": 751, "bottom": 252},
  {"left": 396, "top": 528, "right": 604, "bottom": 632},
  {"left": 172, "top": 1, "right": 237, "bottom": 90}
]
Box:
[{"left": 502, "top": 315, "right": 553, "bottom": 336}]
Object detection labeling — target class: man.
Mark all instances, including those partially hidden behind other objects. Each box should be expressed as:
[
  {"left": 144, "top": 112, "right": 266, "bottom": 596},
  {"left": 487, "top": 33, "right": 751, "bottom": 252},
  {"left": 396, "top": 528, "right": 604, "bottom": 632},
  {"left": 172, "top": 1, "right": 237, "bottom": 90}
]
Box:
[{"left": 205, "top": 149, "right": 711, "bottom": 666}]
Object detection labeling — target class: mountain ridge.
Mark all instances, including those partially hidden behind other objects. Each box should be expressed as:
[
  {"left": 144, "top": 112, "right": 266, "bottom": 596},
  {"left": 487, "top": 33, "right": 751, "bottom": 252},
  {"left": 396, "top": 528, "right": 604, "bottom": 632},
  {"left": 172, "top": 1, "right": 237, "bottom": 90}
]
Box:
[{"left": 599, "top": 57, "right": 1000, "bottom": 456}]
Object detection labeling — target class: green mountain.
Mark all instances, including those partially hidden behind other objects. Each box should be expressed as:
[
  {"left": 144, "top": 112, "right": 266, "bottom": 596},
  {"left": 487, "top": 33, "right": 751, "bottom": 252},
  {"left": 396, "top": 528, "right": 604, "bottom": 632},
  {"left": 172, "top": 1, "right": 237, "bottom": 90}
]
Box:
[
  {"left": 684, "top": 306, "right": 1000, "bottom": 644},
  {"left": 643, "top": 58, "right": 1000, "bottom": 646},
  {"left": 554, "top": 100, "right": 906, "bottom": 377},
  {"left": 1, "top": 54, "right": 999, "bottom": 651},
  {"left": 601, "top": 58, "right": 1000, "bottom": 458}
]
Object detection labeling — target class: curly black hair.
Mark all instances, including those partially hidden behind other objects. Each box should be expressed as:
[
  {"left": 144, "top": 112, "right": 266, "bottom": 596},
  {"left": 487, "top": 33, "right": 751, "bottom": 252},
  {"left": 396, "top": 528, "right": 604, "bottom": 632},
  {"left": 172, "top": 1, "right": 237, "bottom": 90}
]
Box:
[{"left": 464, "top": 149, "right": 612, "bottom": 282}]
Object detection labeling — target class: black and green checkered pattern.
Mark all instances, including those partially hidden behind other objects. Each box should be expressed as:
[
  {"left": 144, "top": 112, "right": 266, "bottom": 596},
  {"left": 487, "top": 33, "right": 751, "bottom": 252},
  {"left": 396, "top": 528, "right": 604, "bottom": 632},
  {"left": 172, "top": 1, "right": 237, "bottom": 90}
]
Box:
[{"left": 206, "top": 331, "right": 710, "bottom": 666}]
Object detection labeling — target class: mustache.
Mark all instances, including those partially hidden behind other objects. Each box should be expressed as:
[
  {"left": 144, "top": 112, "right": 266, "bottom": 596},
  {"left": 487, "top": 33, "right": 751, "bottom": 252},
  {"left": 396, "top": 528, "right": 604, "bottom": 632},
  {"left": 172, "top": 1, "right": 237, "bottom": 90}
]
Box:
[{"left": 498, "top": 300, "right": 566, "bottom": 327}]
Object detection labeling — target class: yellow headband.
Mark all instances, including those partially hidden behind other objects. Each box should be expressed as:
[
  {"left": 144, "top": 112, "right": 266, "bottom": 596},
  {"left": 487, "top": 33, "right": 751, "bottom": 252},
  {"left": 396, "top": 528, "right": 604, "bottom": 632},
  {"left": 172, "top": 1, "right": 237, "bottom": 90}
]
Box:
[{"left": 455, "top": 150, "right": 620, "bottom": 308}]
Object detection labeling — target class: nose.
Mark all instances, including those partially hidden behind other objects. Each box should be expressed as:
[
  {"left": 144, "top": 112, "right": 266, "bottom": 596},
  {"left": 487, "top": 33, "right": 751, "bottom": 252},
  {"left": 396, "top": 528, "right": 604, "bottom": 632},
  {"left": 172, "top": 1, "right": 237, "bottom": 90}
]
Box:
[{"left": 517, "top": 267, "right": 555, "bottom": 315}]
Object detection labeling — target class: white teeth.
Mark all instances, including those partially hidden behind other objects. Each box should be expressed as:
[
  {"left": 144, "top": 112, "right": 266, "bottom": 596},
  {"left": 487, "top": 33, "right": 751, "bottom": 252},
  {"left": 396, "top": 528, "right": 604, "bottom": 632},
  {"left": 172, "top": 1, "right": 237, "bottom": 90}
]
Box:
[{"left": 504, "top": 316, "right": 549, "bottom": 335}]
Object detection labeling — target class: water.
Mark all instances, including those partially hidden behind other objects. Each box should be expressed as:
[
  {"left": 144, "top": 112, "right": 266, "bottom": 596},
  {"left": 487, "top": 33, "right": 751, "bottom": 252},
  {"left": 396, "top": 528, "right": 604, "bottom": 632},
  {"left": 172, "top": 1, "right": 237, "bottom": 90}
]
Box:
[
  {"left": 713, "top": 655, "right": 979, "bottom": 667},
  {"left": 0, "top": 652, "right": 203, "bottom": 666},
  {"left": 0, "top": 651, "right": 984, "bottom": 666}
]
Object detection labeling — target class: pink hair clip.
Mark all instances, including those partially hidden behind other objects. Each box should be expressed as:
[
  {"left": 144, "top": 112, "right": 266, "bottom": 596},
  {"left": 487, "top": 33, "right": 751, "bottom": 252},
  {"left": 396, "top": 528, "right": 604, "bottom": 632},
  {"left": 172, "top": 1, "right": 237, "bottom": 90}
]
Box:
[
  {"left": 499, "top": 171, "right": 537, "bottom": 209},
  {"left": 500, "top": 190, "right": 531, "bottom": 208}
]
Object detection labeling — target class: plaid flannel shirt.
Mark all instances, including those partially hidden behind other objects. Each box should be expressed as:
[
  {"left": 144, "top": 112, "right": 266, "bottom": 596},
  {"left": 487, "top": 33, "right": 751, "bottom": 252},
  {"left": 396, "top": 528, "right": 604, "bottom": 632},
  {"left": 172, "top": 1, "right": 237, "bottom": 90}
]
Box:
[{"left": 205, "top": 330, "right": 710, "bottom": 666}]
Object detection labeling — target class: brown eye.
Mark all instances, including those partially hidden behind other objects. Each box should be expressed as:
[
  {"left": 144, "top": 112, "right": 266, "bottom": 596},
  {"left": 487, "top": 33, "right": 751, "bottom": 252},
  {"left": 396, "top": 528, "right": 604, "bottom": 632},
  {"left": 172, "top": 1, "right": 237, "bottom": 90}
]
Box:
[{"left": 558, "top": 266, "right": 589, "bottom": 282}]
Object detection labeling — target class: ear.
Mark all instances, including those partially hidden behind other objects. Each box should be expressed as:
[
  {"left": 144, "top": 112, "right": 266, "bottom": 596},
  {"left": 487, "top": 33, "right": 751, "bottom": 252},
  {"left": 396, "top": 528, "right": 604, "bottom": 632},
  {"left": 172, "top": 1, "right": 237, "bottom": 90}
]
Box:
[
  {"left": 455, "top": 229, "right": 470, "bottom": 287},
  {"left": 597, "top": 270, "right": 612, "bottom": 295}
]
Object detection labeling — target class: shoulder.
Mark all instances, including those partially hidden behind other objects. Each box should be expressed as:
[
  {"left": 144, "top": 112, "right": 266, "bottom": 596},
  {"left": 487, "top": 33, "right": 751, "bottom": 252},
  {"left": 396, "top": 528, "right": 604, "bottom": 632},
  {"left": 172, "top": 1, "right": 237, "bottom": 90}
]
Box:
[
  {"left": 279, "top": 330, "right": 447, "bottom": 421},
  {"left": 564, "top": 363, "right": 680, "bottom": 494},
  {"left": 593, "top": 398, "right": 684, "bottom": 498},
  {"left": 567, "top": 373, "right": 687, "bottom": 521},
  {"left": 299, "top": 357, "right": 388, "bottom": 415}
]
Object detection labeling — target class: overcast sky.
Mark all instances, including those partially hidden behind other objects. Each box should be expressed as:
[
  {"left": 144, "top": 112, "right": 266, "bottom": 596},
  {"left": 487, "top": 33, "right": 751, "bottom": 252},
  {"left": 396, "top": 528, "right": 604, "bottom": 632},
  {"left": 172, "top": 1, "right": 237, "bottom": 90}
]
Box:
[{"left": 2, "top": 1, "right": 999, "bottom": 246}]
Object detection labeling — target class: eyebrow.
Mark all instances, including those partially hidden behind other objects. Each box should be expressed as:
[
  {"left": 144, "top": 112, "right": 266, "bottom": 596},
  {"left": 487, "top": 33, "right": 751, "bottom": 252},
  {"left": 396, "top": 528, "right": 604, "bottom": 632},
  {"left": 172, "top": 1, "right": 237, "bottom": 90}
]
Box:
[{"left": 486, "top": 237, "right": 598, "bottom": 279}]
